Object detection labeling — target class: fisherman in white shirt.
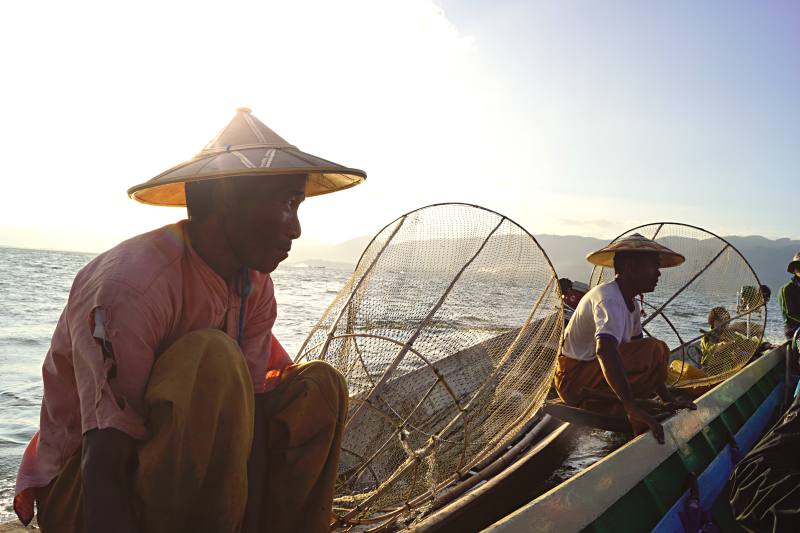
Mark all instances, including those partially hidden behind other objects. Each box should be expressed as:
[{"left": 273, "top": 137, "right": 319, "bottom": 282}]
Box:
[{"left": 555, "top": 233, "right": 696, "bottom": 443}]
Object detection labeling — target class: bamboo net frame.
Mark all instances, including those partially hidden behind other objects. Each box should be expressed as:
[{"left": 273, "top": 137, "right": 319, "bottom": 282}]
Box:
[
  {"left": 296, "top": 203, "right": 563, "bottom": 530},
  {"left": 589, "top": 222, "right": 766, "bottom": 388}
]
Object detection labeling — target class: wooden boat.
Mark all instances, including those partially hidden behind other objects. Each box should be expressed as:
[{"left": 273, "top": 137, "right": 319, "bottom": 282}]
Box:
[{"left": 481, "top": 344, "right": 788, "bottom": 533}]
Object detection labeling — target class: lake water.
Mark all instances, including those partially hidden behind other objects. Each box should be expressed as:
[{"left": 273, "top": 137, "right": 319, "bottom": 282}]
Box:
[{"left": 0, "top": 245, "right": 788, "bottom": 522}]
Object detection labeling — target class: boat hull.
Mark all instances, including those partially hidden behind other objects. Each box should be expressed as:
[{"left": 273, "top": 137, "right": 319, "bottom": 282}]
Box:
[{"left": 483, "top": 346, "right": 787, "bottom": 533}]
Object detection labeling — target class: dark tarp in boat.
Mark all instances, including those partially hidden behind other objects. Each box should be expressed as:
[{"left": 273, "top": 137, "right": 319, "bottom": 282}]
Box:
[{"left": 730, "top": 391, "right": 800, "bottom": 532}]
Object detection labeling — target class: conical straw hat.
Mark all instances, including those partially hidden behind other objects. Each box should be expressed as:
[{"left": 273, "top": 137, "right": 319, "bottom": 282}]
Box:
[
  {"left": 587, "top": 232, "right": 685, "bottom": 268},
  {"left": 128, "top": 108, "right": 366, "bottom": 206}
]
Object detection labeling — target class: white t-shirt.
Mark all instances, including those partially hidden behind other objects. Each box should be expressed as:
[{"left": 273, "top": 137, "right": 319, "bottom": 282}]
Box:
[{"left": 562, "top": 280, "right": 643, "bottom": 361}]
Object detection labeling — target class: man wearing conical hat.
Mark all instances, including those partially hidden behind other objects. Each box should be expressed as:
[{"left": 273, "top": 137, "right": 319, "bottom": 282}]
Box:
[
  {"left": 778, "top": 252, "right": 800, "bottom": 347},
  {"left": 554, "top": 233, "right": 694, "bottom": 443},
  {"left": 14, "top": 108, "right": 365, "bottom": 532}
]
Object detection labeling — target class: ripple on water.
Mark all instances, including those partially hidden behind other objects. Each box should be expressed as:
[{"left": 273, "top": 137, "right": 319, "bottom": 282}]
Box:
[{"left": 0, "top": 336, "right": 46, "bottom": 348}]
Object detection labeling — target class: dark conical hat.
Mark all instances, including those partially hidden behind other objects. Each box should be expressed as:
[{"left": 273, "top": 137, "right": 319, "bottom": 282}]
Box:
[
  {"left": 128, "top": 107, "right": 366, "bottom": 206},
  {"left": 587, "top": 232, "right": 685, "bottom": 268}
]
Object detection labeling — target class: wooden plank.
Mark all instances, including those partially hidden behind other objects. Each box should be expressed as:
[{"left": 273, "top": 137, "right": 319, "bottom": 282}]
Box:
[{"left": 541, "top": 402, "right": 630, "bottom": 432}]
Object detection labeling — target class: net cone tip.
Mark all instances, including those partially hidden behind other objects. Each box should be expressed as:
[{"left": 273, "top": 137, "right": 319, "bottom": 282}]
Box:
[{"left": 235, "top": 106, "right": 252, "bottom": 114}]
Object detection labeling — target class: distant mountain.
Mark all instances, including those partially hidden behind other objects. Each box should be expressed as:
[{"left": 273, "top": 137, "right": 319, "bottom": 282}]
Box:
[
  {"left": 724, "top": 236, "right": 800, "bottom": 292},
  {"left": 287, "top": 233, "right": 800, "bottom": 292},
  {"left": 286, "top": 235, "right": 371, "bottom": 269},
  {"left": 533, "top": 234, "right": 607, "bottom": 283}
]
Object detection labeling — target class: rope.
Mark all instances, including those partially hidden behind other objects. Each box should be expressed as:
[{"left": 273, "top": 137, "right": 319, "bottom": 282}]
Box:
[{"left": 237, "top": 266, "right": 251, "bottom": 348}]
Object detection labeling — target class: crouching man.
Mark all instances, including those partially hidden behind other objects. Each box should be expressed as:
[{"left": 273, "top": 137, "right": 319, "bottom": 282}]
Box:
[
  {"left": 554, "top": 233, "right": 695, "bottom": 443},
  {"left": 14, "top": 108, "right": 366, "bottom": 533}
]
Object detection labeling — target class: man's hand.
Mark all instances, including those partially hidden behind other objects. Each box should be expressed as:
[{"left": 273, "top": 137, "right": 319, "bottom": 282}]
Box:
[
  {"left": 82, "top": 428, "right": 137, "bottom": 533},
  {"left": 595, "top": 336, "right": 667, "bottom": 443},
  {"left": 594, "top": 336, "right": 669, "bottom": 444},
  {"left": 655, "top": 382, "right": 697, "bottom": 412},
  {"left": 624, "top": 402, "right": 665, "bottom": 444},
  {"left": 666, "top": 399, "right": 697, "bottom": 411}
]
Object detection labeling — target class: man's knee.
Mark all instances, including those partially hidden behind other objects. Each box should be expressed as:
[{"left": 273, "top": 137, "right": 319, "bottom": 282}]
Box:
[
  {"left": 149, "top": 329, "right": 252, "bottom": 403},
  {"left": 160, "top": 330, "right": 244, "bottom": 370},
  {"left": 291, "top": 360, "right": 348, "bottom": 417},
  {"left": 168, "top": 328, "right": 239, "bottom": 355},
  {"left": 635, "top": 337, "right": 670, "bottom": 367},
  {"left": 297, "top": 360, "right": 346, "bottom": 389}
]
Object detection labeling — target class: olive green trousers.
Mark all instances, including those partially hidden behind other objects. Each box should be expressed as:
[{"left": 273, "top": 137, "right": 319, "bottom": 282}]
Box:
[{"left": 36, "top": 329, "right": 347, "bottom": 533}]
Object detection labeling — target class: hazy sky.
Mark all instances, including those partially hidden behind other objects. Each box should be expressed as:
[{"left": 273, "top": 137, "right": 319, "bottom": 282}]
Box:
[{"left": 2, "top": 0, "right": 798, "bottom": 253}]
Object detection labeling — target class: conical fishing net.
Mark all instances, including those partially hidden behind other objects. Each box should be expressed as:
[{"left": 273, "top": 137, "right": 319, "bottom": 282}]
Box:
[
  {"left": 589, "top": 223, "right": 766, "bottom": 388},
  {"left": 296, "top": 203, "right": 562, "bottom": 530}
]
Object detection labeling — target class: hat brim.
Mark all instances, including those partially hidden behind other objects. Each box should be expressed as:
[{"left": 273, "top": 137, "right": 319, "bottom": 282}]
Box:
[
  {"left": 128, "top": 141, "right": 366, "bottom": 206},
  {"left": 128, "top": 167, "right": 365, "bottom": 206},
  {"left": 586, "top": 249, "right": 685, "bottom": 268}
]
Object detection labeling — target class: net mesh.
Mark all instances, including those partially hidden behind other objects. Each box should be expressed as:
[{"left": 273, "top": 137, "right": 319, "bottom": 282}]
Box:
[
  {"left": 589, "top": 223, "right": 766, "bottom": 388},
  {"left": 296, "top": 203, "right": 562, "bottom": 528}
]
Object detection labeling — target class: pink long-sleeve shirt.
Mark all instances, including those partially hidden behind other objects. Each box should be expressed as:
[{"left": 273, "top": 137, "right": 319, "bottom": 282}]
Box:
[{"left": 14, "top": 220, "right": 292, "bottom": 524}]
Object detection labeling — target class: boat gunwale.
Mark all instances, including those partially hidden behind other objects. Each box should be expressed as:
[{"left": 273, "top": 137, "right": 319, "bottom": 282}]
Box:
[{"left": 482, "top": 345, "right": 786, "bottom": 533}]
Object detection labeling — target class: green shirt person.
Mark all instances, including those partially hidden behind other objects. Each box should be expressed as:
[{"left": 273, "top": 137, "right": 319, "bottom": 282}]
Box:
[{"left": 779, "top": 252, "right": 800, "bottom": 345}]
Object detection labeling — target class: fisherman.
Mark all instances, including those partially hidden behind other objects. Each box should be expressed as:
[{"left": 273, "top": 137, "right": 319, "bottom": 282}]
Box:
[
  {"left": 760, "top": 284, "right": 771, "bottom": 305},
  {"left": 13, "top": 108, "right": 366, "bottom": 533},
  {"left": 558, "top": 277, "right": 574, "bottom": 300},
  {"left": 700, "top": 306, "right": 737, "bottom": 367},
  {"left": 554, "top": 233, "right": 695, "bottom": 443},
  {"left": 559, "top": 277, "right": 589, "bottom": 326},
  {"left": 778, "top": 252, "right": 800, "bottom": 347}
]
